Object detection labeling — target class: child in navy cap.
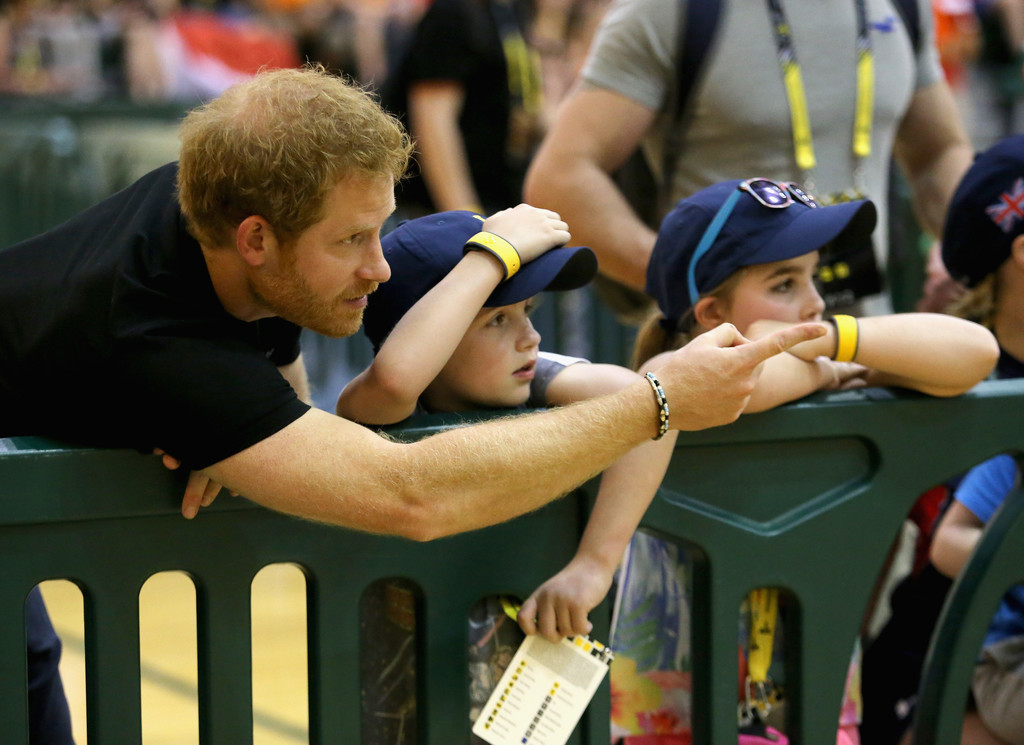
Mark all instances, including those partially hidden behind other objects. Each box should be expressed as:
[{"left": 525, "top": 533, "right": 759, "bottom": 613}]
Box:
[
  {"left": 942, "top": 134, "right": 1024, "bottom": 378},
  {"left": 338, "top": 205, "right": 682, "bottom": 717},
  {"left": 637, "top": 178, "right": 997, "bottom": 408},
  {"left": 918, "top": 135, "right": 1024, "bottom": 745},
  {"left": 343, "top": 204, "right": 600, "bottom": 420},
  {"left": 617, "top": 178, "right": 998, "bottom": 745}
]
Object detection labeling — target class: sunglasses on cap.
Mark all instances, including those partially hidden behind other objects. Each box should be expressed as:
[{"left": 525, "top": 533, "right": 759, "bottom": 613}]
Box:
[{"left": 686, "top": 178, "right": 819, "bottom": 306}]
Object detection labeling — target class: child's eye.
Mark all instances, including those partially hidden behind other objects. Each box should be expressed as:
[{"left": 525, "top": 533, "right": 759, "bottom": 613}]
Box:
[
  {"left": 771, "top": 279, "right": 795, "bottom": 293},
  {"left": 487, "top": 312, "right": 507, "bottom": 327},
  {"left": 525, "top": 300, "right": 538, "bottom": 317}
]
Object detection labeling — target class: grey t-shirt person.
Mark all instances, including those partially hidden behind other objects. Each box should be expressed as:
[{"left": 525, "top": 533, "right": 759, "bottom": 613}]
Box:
[{"left": 582, "top": 0, "right": 942, "bottom": 277}]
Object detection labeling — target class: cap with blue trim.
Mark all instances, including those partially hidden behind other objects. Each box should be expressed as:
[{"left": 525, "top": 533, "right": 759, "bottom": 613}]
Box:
[
  {"left": 363, "top": 211, "right": 598, "bottom": 352},
  {"left": 645, "top": 179, "right": 877, "bottom": 328}
]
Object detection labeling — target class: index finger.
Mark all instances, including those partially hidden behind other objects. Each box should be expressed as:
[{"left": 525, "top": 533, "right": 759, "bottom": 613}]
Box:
[{"left": 736, "top": 322, "right": 828, "bottom": 367}]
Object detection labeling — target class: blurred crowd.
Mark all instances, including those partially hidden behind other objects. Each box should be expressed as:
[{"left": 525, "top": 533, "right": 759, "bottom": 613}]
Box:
[
  {"left": 934, "top": 0, "right": 1024, "bottom": 141},
  {"left": 3, "top": 0, "right": 1024, "bottom": 150},
  {"left": 0, "top": 0, "right": 427, "bottom": 101},
  {"left": 0, "top": 0, "right": 601, "bottom": 103}
]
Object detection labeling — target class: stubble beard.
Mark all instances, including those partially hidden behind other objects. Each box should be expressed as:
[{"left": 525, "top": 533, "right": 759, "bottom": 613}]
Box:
[{"left": 252, "top": 262, "right": 377, "bottom": 339}]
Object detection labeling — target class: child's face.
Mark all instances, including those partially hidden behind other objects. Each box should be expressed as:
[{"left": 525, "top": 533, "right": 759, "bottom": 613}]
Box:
[
  {"left": 719, "top": 251, "right": 826, "bottom": 333},
  {"left": 423, "top": 298, "right": 542, "bottom": 412}
]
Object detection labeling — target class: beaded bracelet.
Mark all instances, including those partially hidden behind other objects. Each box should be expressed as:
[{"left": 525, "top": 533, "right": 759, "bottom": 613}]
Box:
[
  {"left": 644, "top": 372, "right": 670, "bottom": 440},
  {"left": 828, "top": 314, "right": 860, "bottom": 362},
  {"left": 464, "top": 231, "right": 521, "bottom": 280}
]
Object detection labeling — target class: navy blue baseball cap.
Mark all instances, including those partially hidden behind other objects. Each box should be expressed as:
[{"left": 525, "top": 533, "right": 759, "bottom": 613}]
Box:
[
  {"left": 363, "top": 210, "right": 598, "bottom": 352},
  {"left": 646, "top": 179, "right": 877, "bottom": 327},
  {"left": 943, "top": 135, "right": 1024, "bottom": 288}
]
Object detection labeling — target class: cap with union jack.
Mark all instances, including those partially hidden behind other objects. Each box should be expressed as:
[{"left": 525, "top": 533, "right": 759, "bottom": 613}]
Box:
[{"left": 943, "top": 135, "right": 1024, "bottom": 288}]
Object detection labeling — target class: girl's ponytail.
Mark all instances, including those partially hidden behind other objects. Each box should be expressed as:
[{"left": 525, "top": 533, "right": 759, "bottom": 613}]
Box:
[{"left": 632, "top": 311, "right": 694, "bottom": 370}]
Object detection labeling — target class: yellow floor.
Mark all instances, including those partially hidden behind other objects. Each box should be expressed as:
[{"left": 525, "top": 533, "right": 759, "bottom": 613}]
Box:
[{"left": 39, "top": 564, "right": 309, "bottom": 745}]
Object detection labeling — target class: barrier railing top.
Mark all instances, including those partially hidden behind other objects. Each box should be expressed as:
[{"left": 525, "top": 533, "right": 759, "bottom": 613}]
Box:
[{"left": 3, "top": 378, "right": 1023, "bottom": 529}]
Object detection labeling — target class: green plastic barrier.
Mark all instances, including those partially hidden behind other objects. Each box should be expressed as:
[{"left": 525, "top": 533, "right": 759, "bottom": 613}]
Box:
[
  {"left": 0, "top": 433, "right": 603, "bottom": 744},
  {"left": 3, "top": 380, "right": 1024, "bottom": 743},
  {"left": 630, "top": 379, "right": 1024, "bottom": 744}
]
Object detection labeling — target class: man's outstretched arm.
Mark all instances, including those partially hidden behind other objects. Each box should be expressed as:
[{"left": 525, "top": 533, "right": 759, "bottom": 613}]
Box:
[{"left": 192, "top": 323, "right": 827, "bottom": 539}]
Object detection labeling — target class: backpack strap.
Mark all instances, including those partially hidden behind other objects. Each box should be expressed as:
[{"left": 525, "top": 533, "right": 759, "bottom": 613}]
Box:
[
  {"left": 891, "top": 0, "right": 922, "bottom": 53},
  {"left": 657, "top": 0, "right": 725, "bottom": 214},
  {"left": 674, "top": 0, "right": 725, "bottom": 122}
]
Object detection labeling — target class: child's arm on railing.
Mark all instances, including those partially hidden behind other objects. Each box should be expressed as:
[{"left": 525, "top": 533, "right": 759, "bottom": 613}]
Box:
[
  {"left": 643, "top": 343, "right": 868, "bottom": 414},
  {"left": 337, "top": 206, "right": 570, "bottom": 425},
  {"left": 748, "top": 313, "right": 1000, "bottom": 398},
  {"left": 742, "top": 354, "right": 869, "bottom": 413},
  {"left": 516, "top": 362, "right": 677, "bottom": 641}
]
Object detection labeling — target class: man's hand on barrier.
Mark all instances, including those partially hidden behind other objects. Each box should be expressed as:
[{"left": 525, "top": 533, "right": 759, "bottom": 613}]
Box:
[
  {"left": 154, "top": 448, "right": 236, "bottom": 519},
  {"left": 650, "top": 322, "right": 827, "bottom": 431}
]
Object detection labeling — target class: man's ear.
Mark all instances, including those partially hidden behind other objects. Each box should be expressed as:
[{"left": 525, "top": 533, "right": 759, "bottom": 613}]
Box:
[
  {"left": 236, "top": 216, "right": 278, "bottom": 267},
  {"left": 693, "top": 295, "right": 726, "bottom": 330}
]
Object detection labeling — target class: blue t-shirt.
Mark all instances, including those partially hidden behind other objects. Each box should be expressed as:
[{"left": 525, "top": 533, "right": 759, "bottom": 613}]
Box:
[{"left": 954, "top": 454, "right": 1024, "bottom": 648}]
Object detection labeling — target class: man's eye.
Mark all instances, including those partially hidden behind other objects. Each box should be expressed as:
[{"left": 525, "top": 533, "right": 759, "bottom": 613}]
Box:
[{"left": 342, "top": 231, "right": 369, "bottom": 245}]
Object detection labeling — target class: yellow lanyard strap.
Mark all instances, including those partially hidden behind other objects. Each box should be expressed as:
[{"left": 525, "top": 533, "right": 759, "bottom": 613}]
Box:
[
  {"left": 781, "top": 59, "right": 816, "bottom": 172},
  {"left": 746, "top": 587, "right": 779, "bottom": 684},
  {"left": 766, "top": 0, "right": 874, "bottom": 174},
  {"left": 853, "top": 45, "right": 875, "bottom": 158}
]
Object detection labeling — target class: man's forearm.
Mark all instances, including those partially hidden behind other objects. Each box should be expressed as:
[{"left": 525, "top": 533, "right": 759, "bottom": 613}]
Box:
[
  {"left": 906, "top": 142, "right": 973, "bottom": 237},
  {"left": 524, "top": 87, "right": 659, "bottom": 290},
  {"left": 894, "top": 80, "right": 973, "bottom": 238},
  {"left": 207, "top": 381, "right": 661, "bottom": 540},
  {"left": 390, "top": 381, "right": 660, "bottom": 539},
  {"left": 206, "top": 323, "right": 826, "bottom": 538},
  {"left": 406, "top": 324, "right": 828, "bottom": 538}
]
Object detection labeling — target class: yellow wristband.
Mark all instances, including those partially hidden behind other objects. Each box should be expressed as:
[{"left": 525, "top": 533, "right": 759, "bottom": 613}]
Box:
[
  {"left": 830, "top": 314, "right": 860, "bottom": 362},
  {"left": 464, "top": 231, "right": 521, "bottom": 280}
]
